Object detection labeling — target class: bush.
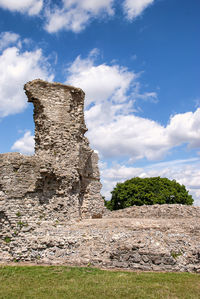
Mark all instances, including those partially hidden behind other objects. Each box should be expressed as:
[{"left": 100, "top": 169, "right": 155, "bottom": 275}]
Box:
[{"left": 105, "top": 177, "right": 193, "bottom": 210}]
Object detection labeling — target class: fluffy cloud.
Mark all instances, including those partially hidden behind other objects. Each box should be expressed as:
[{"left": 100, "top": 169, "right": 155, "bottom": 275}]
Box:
[
  {"left": 0, "top": 32, "right": 20, "bottom": 51},
  {"left": 87, "top": 113, "right": 168, "bottom": 160},
  {"left": 67, "top": 49, "right": 136, "bottom": 107},
  {"left": 0, "top": 0, "right": 157, "bottom": 33},
  {"left": 0, "top": 0, "right": 43, "bottom": 15},
  {"left": 123, "top": 0, "right": 154, "bottom": 20},
  {"left": 11, "top": 131, "right": 34, "bottom": 155},
  {"left": 101, "top": 158, "right": 200, "bottom": 206},
  {"left": 0, "top": 32, "right": 54, "bottom": 117},
  {"left": 87, "top": 108, "right": 200, "bottom": 161},
  {"left": 0, "top": 0, "right": 155, "bottom": 33},
  {"left": 66, "top": 51, "right": 200, "bottom": 162},
  {"left": 167, "top": 109, "right": 200, "bottom": 148},
  {"left": 45, "top": 0, "right": 114, "bottom": 33}
]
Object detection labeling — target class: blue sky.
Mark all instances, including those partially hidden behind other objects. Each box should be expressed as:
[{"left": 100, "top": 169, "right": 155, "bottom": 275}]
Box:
[{"left": 0, "top": 0, "right": 200, "bottom": 204}]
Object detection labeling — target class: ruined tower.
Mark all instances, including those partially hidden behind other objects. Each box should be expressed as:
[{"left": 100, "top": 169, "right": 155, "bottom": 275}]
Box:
[{"left": 0, "top": 79, "right": 104, "bottom": 226}]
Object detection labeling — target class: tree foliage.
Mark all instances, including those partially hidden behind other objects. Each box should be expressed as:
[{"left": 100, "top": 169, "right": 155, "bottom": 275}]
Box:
[{"left": 105, "top": 177, "right": 193, "bottom": 210}]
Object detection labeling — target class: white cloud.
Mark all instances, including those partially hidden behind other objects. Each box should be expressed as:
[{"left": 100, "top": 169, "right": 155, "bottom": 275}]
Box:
[
  {"left": 100, "top": 158, "right": 200, "bottom": 206},
  {"left": 0, "top": 0, "right": 156, "bottom": 32},
  {"left": 0, "top": 33, "right": 54, "bottom": 118},
  {"left": 0, "top": 0, "right": 43, "bottom": 15},
  {"left": 44, "top": 0, "right": 114, "bottom": 33},
  {"left": 67, "top": 49, "right": 137, "bottom": 107},
  {"left": 86, "top": 108, "right": 200, "bottom": 162},
  {"left": 123, "top": 0, "right": 154, "bottom": 20},
  {"left": 167, "top": 109, "right": 200, "bottom": 149},
  {"left": 87, "top": 113, "right": 168, "bottom": 160},
  {"left": 0, "top": 32, "right": 20, "bottom": 51},
  {"left": 11, "top": 131, "right": 34, "bottom": 155},
  {"left": 66, "top": 51, "right": 200, "bottom": 163}
]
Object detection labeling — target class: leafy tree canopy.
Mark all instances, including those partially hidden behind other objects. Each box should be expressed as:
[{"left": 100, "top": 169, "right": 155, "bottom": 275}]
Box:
[{"left": 105, "top": 177, "right": 193, "bottom": 211}]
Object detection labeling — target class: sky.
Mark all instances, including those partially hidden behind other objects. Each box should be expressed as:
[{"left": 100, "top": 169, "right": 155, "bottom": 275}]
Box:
[{"left": 0, "top": 0, "right": 200, "bottom": 204}]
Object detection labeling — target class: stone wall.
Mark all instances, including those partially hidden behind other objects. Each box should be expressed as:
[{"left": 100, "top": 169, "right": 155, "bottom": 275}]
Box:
[
  {"left": 1, "top": 80, "right": 200, "bottom": 273},
  {"left": 104, "top": 204, "right": 200, "bottom": 219},
  {"left": 0, "top": 79, "right": 104, "bottom": 228},
  {"left": 1, "top": 205, "right": 200, "bottom": 272}
]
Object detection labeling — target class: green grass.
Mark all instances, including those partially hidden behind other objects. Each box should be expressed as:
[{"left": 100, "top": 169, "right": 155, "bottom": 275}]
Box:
[{"left": 0, "top": 266, "right": 199, "bottom": 299}]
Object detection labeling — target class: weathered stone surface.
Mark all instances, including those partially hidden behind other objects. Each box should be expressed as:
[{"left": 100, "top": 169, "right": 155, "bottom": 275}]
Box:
[
  {"left": 1, "top": 207, "right": 200, "bottom": 272},
  {"left": 0, "top": 80, "right": 200, "bottom": 273},
  {"left": 103, "top": 204, "right": 200, "bottom": 219},
  {"left": 0, "top": 79, "right": 104, "bottom": 224}
]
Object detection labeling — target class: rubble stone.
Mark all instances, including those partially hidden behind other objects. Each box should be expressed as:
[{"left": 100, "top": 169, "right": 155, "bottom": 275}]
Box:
[
  {"left": 0, "top": 79, "right": 104, "bottom": 225},
  {"left": 0, "top": 80, "right": 200, "bottom": 273}
]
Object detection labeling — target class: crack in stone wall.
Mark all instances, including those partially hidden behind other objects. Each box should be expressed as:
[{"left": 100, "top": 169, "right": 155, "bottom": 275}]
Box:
[{"left": 0, "top": 79, "right": 104, "bottom": 225}]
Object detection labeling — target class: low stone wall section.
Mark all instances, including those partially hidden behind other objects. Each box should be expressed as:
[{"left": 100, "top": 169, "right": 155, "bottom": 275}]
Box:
[
  {"left": 1, "top": 205, "right": 200, "bottom": 273},
  {"left": 104, "top": 204, "right": 200, "bottom": 219}
]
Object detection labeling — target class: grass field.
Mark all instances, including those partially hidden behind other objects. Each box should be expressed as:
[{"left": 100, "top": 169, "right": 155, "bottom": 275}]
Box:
[{"left": 0, "top": 266, "right": 199, "bottom": 299}]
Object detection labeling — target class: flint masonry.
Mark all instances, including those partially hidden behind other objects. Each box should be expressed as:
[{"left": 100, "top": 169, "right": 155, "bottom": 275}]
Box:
[{"left": 0, "top": 79, "right": 104, "bottom": 227}]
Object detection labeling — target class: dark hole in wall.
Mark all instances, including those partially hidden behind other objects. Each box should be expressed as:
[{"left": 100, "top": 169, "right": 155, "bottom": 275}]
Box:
[{"left": 0, "top": 211, "right": 10, "bottom": 229}]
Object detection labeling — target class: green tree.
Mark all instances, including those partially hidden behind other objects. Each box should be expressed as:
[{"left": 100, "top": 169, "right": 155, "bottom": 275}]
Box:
[{"left": 105, "top": 177, "right": 193, "bottom": 210}]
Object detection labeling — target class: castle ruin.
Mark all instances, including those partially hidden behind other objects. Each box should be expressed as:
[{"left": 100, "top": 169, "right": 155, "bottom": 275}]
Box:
[
  {"left": 0, "top": 80, "right": 200, "bottom": 272},
  {"left": 0, "top": 79, "right": 104, "bottom": 226}
]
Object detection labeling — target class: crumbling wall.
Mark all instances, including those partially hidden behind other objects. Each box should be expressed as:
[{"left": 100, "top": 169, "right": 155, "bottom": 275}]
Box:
[
  {"left": 0, "top": 79, "right": 104, "bottom": 228},
  {"left": 1, "top": 205, "right": 200, "bottom": 272},
  {"left": 2, "top": 80, "right": 200, "bottom": 273}
]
